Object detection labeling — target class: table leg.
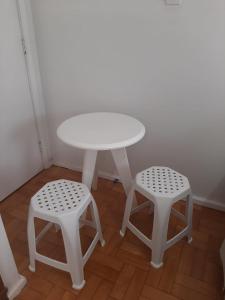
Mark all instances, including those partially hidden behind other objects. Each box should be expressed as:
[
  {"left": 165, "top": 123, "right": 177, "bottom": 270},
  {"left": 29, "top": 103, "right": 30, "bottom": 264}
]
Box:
[
  {"left": 82, "top": 150, "right": 98, "bottom": 190},
  {"left": 92, "top": 168, "right": 98, "bottom": 191},
  {"left": 81, "top": 150, "right": 98, "bottom": 220},
  {"left": 111, "top": 148, "right": 137, "bottom": 206}
]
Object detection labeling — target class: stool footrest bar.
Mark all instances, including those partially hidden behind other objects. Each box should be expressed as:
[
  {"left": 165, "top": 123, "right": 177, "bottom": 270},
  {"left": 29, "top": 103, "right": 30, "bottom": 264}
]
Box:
[
  {"left": 35, "top": 253, "right": 69, "bottom": 272},
  {"left": 36, "top": 223, "right": 53, "bottom": 245},
  {"left": 131, "top": 201, "right": 151, "bottom": 215},
  {"left": 171, "top": 208, "right": 186, "bottom": 223},
  {"left": 83, "top": 233, "right": 100, "bottom": 265},
  {"left": 127, "top": 221, "right": 152, "bottom": 248},
  {"left": 165, "top": 227, "right": 189, "bottom": 250},
  {"left": 80, "top": 219, "right": 96, "bottom": 229}
]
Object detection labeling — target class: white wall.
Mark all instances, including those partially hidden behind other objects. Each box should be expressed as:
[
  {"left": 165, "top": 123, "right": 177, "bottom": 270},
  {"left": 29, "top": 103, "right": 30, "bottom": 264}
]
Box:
[{"left": 31, "top": 0, "right": 225, "bottom": 208}]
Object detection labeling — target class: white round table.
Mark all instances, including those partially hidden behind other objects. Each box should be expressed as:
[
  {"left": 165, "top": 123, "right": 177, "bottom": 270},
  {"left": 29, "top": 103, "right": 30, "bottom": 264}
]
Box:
[{"left": 57, "top": 112, "right": 145, "bottom": 196}]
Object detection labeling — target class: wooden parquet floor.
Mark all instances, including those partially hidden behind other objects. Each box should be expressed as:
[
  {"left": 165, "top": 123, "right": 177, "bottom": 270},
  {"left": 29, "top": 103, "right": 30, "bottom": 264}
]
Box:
[{"left": 0, "top": 166, "right": 224, "bottom": 300}]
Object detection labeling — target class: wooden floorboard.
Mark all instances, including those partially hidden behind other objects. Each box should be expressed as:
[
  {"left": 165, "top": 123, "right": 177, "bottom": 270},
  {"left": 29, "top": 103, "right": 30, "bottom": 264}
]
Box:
[{"left": 0, "top": 166, "right": 224, "bottom": 300}]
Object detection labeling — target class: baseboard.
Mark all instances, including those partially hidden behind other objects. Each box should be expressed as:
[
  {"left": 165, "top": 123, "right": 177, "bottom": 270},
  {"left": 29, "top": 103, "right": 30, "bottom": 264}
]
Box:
[
  {"left": 54, "top": 161, "right": 120, "bottom": 182},
  {"left": 193, "top": 195, "right": 225, "bottom": 212},
  {"left": 54, "top": 161, "right": 225, "bottom": 212}
]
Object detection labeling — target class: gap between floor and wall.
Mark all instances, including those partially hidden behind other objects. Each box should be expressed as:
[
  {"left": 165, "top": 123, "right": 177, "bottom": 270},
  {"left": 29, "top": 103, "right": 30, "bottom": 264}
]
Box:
[{"left": 54, "top": 161, "right": 225, "bottom": 213}]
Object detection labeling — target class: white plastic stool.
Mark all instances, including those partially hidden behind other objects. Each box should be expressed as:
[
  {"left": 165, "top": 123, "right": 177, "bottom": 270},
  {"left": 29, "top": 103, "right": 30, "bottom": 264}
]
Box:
[
  {"left": 120, "top": 166, "right": 193, "bottom": 268},
  {"left": 27, "top": 179, "right": 105, "bottom": 289}
]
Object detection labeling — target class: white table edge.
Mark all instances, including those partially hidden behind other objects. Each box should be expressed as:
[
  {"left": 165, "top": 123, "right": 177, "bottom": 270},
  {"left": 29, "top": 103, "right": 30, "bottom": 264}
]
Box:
[{"left": 57, "top": 126, "right": 146, "bottom": 151}]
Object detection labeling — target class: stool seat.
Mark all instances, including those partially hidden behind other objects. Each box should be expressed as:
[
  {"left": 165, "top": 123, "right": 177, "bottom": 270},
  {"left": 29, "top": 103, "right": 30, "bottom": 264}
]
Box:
[
  {"left": 136, "top": 167, "right": 190, "bottom": 200},
  {"left": 32, "top": 180, "right": 90, "bottom": 215}
]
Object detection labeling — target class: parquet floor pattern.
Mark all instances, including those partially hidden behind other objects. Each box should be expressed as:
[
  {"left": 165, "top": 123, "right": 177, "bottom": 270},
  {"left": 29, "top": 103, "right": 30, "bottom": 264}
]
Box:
[{"left": 0, "top": 166, "right": 224, "bottom": 300}]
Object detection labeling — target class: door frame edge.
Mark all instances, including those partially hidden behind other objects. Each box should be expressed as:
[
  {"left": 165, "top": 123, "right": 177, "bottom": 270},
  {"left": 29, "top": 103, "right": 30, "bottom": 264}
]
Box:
[{"left": 16, "top": 0, "right": 52, "bottom": 169}]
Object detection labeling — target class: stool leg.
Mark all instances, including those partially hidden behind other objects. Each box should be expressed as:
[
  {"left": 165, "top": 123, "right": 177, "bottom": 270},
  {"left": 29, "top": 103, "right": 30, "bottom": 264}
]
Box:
[
  {"left": 120, "top": 187, "right": 135, "bottom": 237},
  {"left": 61, "top": 217, "right": 85, "bottom": 290},
  {"left": 151, "top": 200, "right": 171, "bottom": 268},
  {"left": 185, "top": 193, "right": 193, "bottom": 243},
  {"left": 90, "top": 197, "right": 105, "bottom": 246},
  {"left": 27, "top": 207, "right": 36, "bottom": 272},
  {"left": 54, "top": 223, "right": 61, "bottom": 232}
]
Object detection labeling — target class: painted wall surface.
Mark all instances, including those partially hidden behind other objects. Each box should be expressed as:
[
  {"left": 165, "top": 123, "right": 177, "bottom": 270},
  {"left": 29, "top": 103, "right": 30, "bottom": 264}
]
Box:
[{"left": 31, "top": 0, "right": 225, "bottom": 206}]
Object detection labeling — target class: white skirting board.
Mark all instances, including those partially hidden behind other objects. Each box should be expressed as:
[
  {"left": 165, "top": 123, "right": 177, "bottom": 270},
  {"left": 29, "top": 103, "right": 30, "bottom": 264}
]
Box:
[
  {"left": 55, "top": 161, "right": 120, "bottom": 183},
  {"left": 54, "top": 161, "right": 225, "bottom": 212},
  {"left": 193, "top": 195, "right": 225, "bottom": 212}
]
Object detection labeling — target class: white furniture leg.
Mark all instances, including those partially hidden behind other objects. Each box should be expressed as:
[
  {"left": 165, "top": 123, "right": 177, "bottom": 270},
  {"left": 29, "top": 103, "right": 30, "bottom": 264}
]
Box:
[
  {"left": 61, "top": 217, "right": 85, "bottom": 290},
  {"left": 185, "top": 193, "right": 193, "bottom": 243},
  {"left": 90, "top": 196, "right": 105, "bottom": 246},
  {"left": 111, "top": 148, "right": 133, "bottom": 195},
  {"left": 27, "top": 207, "right": 36, "bottom": 272},
  {"left": 82, "top": 150, "right": 98, "bottom": 219},
  {"left": 92, "top": 168, "right": 98, "bottom": 191},
  {"left": 120, "top": 187, "right": 135, "bottom": 237},
  {"left": 82, "top": 150, "right": 98, "bottom": 190},
  {"left": 0, "top": 216, "right": 26, "bottom": 299},
  {"left": 151, "top": 200, "right": 171, "bottom": 268},
  {"left": 111, "top": 148, "right": 137, "bottom": 207}
]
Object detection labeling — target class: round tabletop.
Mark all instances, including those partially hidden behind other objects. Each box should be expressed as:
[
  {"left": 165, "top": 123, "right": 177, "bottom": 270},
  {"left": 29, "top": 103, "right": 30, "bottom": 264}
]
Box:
[{"left": 57, "top": 112, "right": 145, "bottom": 150}]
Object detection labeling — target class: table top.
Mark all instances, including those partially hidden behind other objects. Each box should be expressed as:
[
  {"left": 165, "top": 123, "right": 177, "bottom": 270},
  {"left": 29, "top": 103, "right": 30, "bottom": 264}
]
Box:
[{"left": 57, "top": 112, "right": 145, "bottom": 150}]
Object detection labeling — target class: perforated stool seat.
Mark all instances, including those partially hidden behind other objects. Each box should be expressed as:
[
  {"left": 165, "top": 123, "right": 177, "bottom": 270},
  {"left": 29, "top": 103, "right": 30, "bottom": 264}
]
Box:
[
  {"left": 32, "top": 180, "right": 90, "bottom": 216},
  {"left": 27, "top": 180, "right": 105, "bottom": 289},
  {"left": 120, "top": 167, "right": 193, "bottom": 268}
]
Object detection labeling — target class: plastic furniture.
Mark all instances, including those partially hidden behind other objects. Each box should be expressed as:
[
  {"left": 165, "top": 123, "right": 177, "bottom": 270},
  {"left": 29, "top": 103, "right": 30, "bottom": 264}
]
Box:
[
  {"left": 27, "top": 179, "right": 105, "bottom": 289},
  {"left": 0, "top": 215, "right": 26, "bottom": 299},
  {"left": 120, "top": 166, "right": 193, "bottom": 268},
  {"left": 57, "top": 112, "right": 145, "bottom": 198}
]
